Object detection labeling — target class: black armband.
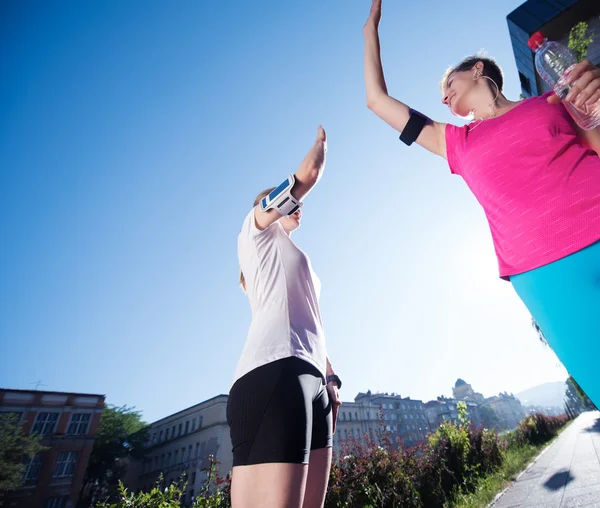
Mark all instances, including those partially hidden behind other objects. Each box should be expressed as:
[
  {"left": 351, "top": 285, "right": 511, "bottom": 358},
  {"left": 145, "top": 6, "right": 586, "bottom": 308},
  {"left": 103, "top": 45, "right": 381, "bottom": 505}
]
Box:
[
  {"left": 327, "top": 374, "right": 342, "bottom": 389},
  {"left": 399, "top": 110, "right": 429, "bottom": 146}
]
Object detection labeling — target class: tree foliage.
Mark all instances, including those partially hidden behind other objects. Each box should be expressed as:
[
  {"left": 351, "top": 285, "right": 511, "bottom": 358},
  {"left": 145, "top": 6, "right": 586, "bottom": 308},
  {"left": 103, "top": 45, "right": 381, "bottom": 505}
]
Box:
[
  {"left": 568, "top": 21, "right": 594, "bottom": 62},
  {"left": 95, "top": 456, "right": 231, "bottom": 508},
  {"left": 82, "top": 405, "right": 149, "bottom": 504},
  {"left": 0, "top": 413, "right": 47, "bottom": 491}
]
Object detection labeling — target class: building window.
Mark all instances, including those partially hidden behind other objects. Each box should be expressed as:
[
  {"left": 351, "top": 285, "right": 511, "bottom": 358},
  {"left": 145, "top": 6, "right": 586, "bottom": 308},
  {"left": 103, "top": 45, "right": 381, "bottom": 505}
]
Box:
[
  {"left": 174, "top": 450, "right": 179, "bottom": 464},
  {"left": 181, "top": 447, "right": 185, "bottom": 462},
  {"left": 167, "top": 452, "right": 172, "bottom": 465},
  {"left": 342, "top": 412, "right": 346, "bottom": 421},
  {"left": 45, "top": 497, "right": 68, "bottom": 508},
  {"left": 355, "top": 412, "right": 358, "bottom": 420},
  {"left": 159, "top": 430, "right": 164, "bottom": 441},
  {"left": 195, "top": 443, "right": 199, "bottom": 458},
  {"left": 178, "top": 423, "right": 182, "bottom": 436},
  {"left": 172, "top": 425, "right": 176, "bottom": 437},
  {"left": 160, "top": 454, "right": 165, "bottom": 467},
  {"left": 188, "top": 445, "right": 192, "bottom": 460},
  {"left": 366, "top": 411, "right": 370, "bottom": 420},
  {"left": 165, "top": 428, "right": 170, "bottom": 440},
  {"left": 24, "top": 454, "right": 43, "bottom": 481},
  {"left": 67, "top": 413, "right": 91, "bottom": 435},
  {"left": 53, "top": 451, "right": 79, "bottom": 478},
  {"left": 191, "top": 419, "right": 196, "bottom": 432},
  {"left": 190, "top": 489, "right": 195, "bottom": 501},
  {"left": 32, "top": 412, "right": 59, "bottom": 435},
  {"left": 185, "top": 421, "right": 189, "bottom": 434},
  {"left": 191, "top": 471, "right": 197, "bottom": 485}
]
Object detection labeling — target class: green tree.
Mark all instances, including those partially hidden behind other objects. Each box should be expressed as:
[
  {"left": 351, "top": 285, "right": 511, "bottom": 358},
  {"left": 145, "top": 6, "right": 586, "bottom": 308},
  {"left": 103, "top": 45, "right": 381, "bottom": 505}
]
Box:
[
  {"left": 567, "top": 376, "right": 597, "bottom": 411},
  {"left": 568, "top": 21, "right": 594, "bottom": 62},
  {"left": 531, "top": 317, "right": 548, "bottom": 346},
  {"left": 0, "top": 413, "right": 47, "bottom": 491},
  {"left": 457, "top": 401, "right": 469, "bottom": 426},
  {"left": 81, "top": 405, "right": 149, "bottom": 505}
]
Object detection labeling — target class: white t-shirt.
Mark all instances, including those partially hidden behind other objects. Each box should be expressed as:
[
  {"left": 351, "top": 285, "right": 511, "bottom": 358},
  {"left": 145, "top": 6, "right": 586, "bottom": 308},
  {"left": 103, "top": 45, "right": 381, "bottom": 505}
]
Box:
[{"left": 233, "top": 208, "right": 327, "bottom": 384}]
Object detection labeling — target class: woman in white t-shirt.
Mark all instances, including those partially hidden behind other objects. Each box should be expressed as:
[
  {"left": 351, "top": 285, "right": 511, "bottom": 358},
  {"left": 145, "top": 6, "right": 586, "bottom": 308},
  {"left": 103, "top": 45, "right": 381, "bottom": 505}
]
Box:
[{"left": 227, "top": 126, "right": 342, "bottom": 508}]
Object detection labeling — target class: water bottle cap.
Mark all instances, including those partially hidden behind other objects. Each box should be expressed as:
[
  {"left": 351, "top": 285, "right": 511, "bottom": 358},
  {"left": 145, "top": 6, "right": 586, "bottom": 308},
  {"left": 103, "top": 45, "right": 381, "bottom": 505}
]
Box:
[{"left": 528, "top": 32, "right": 546, "bottom": 51}]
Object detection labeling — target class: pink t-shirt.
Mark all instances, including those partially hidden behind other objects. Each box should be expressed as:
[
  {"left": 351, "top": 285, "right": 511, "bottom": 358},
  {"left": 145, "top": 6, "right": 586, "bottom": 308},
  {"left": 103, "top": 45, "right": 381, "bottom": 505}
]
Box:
[{"left": 445, "top": 92, "right": 600, "bottom": 279}]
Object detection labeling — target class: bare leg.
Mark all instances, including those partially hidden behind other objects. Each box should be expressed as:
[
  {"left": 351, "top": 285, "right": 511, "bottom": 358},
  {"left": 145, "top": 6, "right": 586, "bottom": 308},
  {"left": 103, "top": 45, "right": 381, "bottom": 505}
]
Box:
[
  {"left": 231, "top": 462, "right": 308, "bottom": 508},
  {"left": 301, "top": 448, "right": 332, "bottom": 508}
]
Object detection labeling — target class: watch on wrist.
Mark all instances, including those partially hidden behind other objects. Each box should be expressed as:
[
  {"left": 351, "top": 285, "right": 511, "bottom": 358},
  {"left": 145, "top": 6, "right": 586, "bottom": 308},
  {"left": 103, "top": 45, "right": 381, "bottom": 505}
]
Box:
[{"left": 326, "top": 374, "right": 342, "bottom": 389}]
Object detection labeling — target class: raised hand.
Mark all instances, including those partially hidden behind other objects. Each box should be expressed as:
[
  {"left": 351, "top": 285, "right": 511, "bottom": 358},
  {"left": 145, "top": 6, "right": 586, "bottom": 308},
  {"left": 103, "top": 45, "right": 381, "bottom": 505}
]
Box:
[
  {"left": 363, "top": 0, "right": 382, "bottom": 34},
  {"left": 301, "top": 125, "right": 327, "bottom": 173}
]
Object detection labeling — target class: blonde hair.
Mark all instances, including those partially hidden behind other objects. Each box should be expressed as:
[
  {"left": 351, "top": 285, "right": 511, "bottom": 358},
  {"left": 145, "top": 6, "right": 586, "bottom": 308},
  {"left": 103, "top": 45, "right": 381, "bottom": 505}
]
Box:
[{"left": 239, "top": 187, "right": 276, "bottom": 291}]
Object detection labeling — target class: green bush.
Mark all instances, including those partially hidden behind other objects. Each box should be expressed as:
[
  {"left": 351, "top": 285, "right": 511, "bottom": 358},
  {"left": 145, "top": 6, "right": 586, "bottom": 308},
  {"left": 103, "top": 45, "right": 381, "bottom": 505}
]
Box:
[
  {"left": 95, "top": 414, "right": 568, "bottom": 507},
  {"left": 95, "top": 456, "right": 231, "bottom": 508},
  {"left": 326, "top": 437, "right": 421, "bottom": 507},
  {"left": 326, "top": 413, "right": 566, "bottom": 507},
  {"left": 509, "top": 413, "right": 568, "bottom": 448}
]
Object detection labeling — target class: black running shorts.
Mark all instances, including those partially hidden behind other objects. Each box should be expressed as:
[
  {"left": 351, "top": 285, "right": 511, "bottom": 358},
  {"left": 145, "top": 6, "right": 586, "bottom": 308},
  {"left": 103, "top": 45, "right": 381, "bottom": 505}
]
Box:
[{"left": 226, "top": 357, "right": 333, "bottom": 466}]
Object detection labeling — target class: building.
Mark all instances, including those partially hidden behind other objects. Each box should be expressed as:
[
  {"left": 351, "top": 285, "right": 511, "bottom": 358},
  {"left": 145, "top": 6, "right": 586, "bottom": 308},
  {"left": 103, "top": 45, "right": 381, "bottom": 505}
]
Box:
[
  {"left": 452, "top": 379, "right": 485, "bottom": 404},
  {"left": 128, "top": 395, "right": 231, "bottom": 506},
  {"left": 464, "top": 401, "right": 483, "bottom": 428},
  {"left": 355, "top": 391, "right": 429, "bottom": 448},
  {"left": 507, "top": 0, "right": 600, "bottom": 97},
  {"left": 333, "top": 399, "right": 381, "bottom": 456},
  {"left": 423, "top": 395, "right": 483, "bottom": 429},
  {"left": 483, "top": 392, "right": 526, "bottom": 429},
  {"left": 424, "top": 398, "right": 460, "bottom": 429},
  {"left": 0, "top": 388, "right": 105, "bottom": 508}
]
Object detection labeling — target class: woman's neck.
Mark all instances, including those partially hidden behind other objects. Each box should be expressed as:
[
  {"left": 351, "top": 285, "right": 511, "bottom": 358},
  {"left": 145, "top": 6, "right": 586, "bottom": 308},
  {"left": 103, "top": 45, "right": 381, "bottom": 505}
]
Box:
[{"left": 474, "top": 94, "right": 520, "bottom": 121}]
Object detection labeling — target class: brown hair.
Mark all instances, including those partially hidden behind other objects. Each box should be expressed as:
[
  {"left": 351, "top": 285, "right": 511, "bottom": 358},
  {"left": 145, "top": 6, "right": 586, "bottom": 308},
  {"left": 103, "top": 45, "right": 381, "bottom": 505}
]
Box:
[
  {"left": 239, "top": 187, "right": 276, "bottom": 291},
  {"left": 440, "top": 54, "right": 504, "bottom": 96}
]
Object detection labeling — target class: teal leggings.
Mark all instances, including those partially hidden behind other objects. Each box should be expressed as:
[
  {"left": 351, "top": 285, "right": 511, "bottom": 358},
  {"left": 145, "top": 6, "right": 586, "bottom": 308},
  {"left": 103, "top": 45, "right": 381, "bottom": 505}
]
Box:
[{"left": 511, "top": 240, "right": 600, "bottom": 407}]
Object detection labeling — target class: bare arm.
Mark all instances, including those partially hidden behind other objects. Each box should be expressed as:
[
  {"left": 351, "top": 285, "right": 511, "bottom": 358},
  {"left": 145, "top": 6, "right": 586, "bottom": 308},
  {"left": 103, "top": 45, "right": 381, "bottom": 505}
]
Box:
[
  {"left": 363, "top": 0, "right": 447, "bottom": 158},
  {"left": 326, "top": 356, "right": 336, "bottom": 377},
  {"left": 254, "top": 126, "right": 327, "bottom": 230},
  {"left": 326, "top": 356, "right": 342, "bottom": 433},
  {"left": 547, "top": 59, "right": 600, "bottom": 155}
]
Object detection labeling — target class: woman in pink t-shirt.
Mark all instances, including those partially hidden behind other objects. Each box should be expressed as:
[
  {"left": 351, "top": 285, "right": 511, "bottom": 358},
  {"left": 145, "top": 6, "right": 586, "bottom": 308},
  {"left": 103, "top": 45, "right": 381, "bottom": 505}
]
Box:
[{"left": 363, "top": 0, "right": 600, "bottom": 406}]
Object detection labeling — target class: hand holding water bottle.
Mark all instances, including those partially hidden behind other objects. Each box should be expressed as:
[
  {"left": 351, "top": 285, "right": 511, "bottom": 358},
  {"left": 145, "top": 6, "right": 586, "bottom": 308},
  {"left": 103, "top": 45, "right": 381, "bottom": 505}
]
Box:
[
  {"left": 528, "top": 32, "right": 600, "bottom": 130},
  {"left": 547, "top": 59, "right": 600, "bottom": 112}
]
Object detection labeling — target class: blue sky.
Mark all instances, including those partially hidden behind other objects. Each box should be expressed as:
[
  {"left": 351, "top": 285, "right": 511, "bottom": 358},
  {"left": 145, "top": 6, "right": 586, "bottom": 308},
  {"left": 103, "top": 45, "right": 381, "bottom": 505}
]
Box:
[{"left": 0, "top": 0, "right": 566, "bottom": 423}]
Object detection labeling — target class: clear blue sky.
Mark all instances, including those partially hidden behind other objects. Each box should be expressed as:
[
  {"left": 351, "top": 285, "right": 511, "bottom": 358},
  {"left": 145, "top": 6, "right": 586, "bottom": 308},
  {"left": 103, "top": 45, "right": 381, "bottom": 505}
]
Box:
[{"left": 0, "top": 0, "right": 566, "bottom": 423}]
